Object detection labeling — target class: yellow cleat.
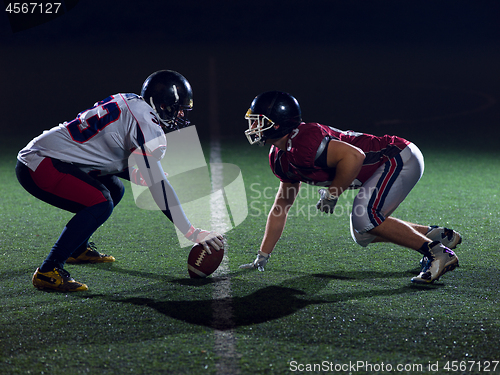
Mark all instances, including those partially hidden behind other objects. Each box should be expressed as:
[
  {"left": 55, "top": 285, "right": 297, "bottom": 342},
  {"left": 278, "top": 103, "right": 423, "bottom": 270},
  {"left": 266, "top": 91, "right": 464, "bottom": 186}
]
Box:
[
  {"left": 66, "top": 243, "right": 115, "bottom": 264},
  {"left": 32, "top": 268, "right": 88, "bottom": 292}
]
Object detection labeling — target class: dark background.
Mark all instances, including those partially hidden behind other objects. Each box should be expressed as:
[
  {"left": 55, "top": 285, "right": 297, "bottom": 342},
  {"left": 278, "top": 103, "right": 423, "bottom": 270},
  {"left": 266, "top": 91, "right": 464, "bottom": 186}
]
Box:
[{"left": 1, "top": 0, "right": 499, "bottom": 149}]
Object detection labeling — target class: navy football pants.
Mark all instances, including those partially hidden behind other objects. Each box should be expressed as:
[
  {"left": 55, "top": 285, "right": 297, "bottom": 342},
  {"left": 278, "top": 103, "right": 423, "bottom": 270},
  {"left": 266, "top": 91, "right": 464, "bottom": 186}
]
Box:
[{"left": 15, "top": 157, "right": 124, "bottom": 271}]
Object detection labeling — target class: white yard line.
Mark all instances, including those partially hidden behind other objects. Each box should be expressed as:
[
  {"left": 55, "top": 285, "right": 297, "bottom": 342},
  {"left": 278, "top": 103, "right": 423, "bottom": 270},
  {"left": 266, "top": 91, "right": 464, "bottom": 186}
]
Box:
[{"left": 209, "top": 57, "right": 241, "bottom": 375}]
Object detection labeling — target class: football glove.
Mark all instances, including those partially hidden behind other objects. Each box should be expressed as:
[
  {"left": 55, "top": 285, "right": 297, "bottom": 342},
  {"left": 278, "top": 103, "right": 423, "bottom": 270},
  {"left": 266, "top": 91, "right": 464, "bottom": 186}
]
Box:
[
  {"left": 316, "top": 188, "right": 338, "bottom": 214},
  {"left": 239, "top": 251, "right": 270, "bottom": 272},
  {"left": 185, "top": 226, "right": 224, "bottom": 254}
]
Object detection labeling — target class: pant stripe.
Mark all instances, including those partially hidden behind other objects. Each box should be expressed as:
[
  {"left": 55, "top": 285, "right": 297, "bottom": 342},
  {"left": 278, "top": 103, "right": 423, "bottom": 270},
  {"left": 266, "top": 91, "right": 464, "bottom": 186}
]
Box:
[{"left": 368, "top": 153, "right": 404, "bottom": 227}]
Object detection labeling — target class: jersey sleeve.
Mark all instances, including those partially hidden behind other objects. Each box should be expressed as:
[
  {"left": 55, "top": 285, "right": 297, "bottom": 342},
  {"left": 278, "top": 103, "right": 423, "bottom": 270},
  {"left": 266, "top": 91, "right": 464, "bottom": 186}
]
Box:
[
  {"left": 269, "top": 146, "right": 299, "bottom": 183},
  {"left": 135, "top": 124, "right": 167, "bottom": 161},
  {"left": 125, "top": 95, "right": 167, "bottom": 161},
  {"left": 288, "top": 123, "right": 329, "bottom": 167}
]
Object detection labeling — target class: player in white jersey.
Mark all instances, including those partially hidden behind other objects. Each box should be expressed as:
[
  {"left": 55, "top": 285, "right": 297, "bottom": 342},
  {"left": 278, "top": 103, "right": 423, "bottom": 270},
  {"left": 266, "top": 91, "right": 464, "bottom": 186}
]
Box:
[{"left": 16, "top": 70, "right": 223, "bottom": 292}]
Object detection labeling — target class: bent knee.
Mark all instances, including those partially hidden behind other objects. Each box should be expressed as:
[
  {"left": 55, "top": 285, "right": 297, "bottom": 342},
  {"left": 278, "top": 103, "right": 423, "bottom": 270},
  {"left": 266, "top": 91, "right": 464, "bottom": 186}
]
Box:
[
  {"left": 350, "top": 214, "right": 376, "bottom": 247},
  {"left": 88, "top": 200, "right": 114, "bottom": 223}
]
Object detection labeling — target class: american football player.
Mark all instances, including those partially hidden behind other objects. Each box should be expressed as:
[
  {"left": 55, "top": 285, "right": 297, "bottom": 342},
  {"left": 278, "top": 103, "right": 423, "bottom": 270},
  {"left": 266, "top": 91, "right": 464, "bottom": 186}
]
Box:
[
  {"left": 240, "top": 91, "right": 461, "bottom": 284},
  {"left": 16, "top": 70, "right": 223, "bottom": 292}
]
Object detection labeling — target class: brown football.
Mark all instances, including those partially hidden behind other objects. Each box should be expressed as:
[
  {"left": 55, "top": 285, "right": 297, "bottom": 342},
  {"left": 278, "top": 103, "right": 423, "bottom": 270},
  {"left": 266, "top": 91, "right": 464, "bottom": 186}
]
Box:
[{"left": 187, "top": 243, "right": 224, "bottom": 278}]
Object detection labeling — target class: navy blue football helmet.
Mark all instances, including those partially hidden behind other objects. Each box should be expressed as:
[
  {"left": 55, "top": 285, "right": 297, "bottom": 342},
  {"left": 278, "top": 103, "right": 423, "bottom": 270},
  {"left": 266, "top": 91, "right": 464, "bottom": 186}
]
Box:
[
  {"left": 245, "top": 91, "right": 302, "bottom": 145},
  {"left": 141, "top": 70, "right": 193, "bottom": 133}
]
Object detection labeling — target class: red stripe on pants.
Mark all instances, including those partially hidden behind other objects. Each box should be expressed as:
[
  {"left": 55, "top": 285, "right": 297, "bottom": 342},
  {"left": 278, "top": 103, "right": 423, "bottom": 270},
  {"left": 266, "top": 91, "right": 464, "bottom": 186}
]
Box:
[
  {"left": 29, "top": 158, "right": 108, "bottom": 207},
  {"left": 370, "top": 158, "right": 398, "bottom": 226}
]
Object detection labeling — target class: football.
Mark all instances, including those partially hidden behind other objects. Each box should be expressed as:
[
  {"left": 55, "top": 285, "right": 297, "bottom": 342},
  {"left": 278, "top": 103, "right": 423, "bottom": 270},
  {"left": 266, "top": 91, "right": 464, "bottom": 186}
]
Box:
[{"left": 187, "top": 243, "right": 224, "bottom": 278}]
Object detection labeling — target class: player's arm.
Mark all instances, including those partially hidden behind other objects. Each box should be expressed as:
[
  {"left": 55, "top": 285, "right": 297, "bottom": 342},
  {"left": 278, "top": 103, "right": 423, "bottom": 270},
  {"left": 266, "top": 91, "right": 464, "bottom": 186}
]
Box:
[
  {"left": 133, "top": 153, "right": 223, "bottom": 252},
  {"left": 240, "top": 181, "right": 300, "bottom": 271},
  {"left": 325, "top": 139, "right": 365, "bottom": 197},
  {"left": 316, "top": 140, "right": 365, "bottom": 213},
  {"left": 260, "top": 181, "right": 300, "bottom": 254},
  {"left": 114, "top": 167, "right": 159, "bottom": 186}
]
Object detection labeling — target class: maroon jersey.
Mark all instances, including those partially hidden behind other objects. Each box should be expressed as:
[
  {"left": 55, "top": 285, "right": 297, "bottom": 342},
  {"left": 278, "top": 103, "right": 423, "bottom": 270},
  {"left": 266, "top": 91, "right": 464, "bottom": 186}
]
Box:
[{"left": 269, "top": 122, "right": 410, "bottom": 187}]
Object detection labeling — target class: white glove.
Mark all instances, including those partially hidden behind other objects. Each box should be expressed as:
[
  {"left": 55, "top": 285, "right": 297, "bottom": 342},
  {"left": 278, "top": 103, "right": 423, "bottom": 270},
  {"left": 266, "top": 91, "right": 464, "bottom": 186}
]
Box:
[
  {"left": 185, "top": 226, "right": 224, "bottom": 254},
  {"left": 316, "top": 188, "right": 338, "bottom": 214},
  {"left": 239, "top": 251, "right": 270, "bottom": 272}
]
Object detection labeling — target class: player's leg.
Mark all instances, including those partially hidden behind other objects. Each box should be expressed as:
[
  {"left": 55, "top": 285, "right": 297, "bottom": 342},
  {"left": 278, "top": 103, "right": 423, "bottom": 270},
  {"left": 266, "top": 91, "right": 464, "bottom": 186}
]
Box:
[
  {"left": 372, "top": 221, "right": 461, "bottom": 249},
  {"left": 15, "top": 158, "right": 115, "bottom": 291},
  {"left": 67, "top": 174, "right": 124, "bottom": 263},
  {"left": 372, "top": 221, "right": 430, "bottom": 242},
  {"left": 349, "top": 143, "right": 459, "bottom": 283},
  {"left": 98, "top": 174, "right": 125, "bottom": 207},
  {"left": 369, "top": 217, "right": 459, "bottom": 284},
  {"left": 369, "top": 217, "right": 431, "bottom": 249},
  {"left": 350, "top": 144, "right": 425, "bottom": 248}
]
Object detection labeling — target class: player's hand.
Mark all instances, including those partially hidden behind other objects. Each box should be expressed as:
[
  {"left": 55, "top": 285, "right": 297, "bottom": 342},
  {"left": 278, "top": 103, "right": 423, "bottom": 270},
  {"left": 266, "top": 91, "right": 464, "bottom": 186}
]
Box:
[
  {"left": 130, "top": 167, "right": 168, "bottom": 187},
  {"left": 316, "top": 188, "right": 338, "bottom": 214},
  {"left": 185, "top": 226, "right": 224, "bottom": 254},
  {"left": 239, "top": 251, "right": 270, "bottom": 272}
]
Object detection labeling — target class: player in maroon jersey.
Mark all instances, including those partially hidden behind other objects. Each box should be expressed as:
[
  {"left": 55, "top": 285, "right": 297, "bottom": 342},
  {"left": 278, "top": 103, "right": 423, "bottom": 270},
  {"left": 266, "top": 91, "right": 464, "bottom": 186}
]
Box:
[{"left": 240, "top": 91, "right": 461, "bottom": 284}]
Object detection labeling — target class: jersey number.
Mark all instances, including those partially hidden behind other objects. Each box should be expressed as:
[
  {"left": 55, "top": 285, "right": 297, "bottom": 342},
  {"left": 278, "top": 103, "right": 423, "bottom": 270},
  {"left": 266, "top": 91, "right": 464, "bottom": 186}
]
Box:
[
  {"left": 286, "top": 128, "right": 300, "bottom": 151},
  {"left": 66, "top": 96, "right": 121, "bottom": 143}
]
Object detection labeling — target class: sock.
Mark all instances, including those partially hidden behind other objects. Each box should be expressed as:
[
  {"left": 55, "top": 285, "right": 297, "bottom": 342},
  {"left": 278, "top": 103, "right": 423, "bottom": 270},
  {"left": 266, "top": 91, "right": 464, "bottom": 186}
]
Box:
[
  {"left": 417, "top": 240, "right": 440, "bottom": 256},
  {"left": 70, "top": 239, "right": 91, "bottom": 258}
]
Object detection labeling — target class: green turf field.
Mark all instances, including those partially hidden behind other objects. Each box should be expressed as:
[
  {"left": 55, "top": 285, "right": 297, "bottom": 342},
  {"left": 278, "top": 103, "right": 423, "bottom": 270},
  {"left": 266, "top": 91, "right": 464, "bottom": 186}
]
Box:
[{"left": 1, "top": 137, "right": 500, "bottom": 375}]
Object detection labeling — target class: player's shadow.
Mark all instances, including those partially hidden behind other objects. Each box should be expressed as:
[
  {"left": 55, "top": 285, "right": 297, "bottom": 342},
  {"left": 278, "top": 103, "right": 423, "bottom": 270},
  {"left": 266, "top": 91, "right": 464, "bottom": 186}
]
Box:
[
  {"left": 310, "top": 268, "right": 423, "bottom": 279},
  {"left": 110, "top": 273, "right": 423, "bottom": 330}
]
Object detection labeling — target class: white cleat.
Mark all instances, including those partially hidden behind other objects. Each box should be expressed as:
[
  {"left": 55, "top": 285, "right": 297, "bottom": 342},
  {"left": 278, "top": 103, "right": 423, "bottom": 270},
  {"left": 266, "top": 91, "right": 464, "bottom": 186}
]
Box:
[
  {"left": 426, "top": 226, "right": 462, "bottom": 249},
  {"left": 412, "top": 242, "right": 459, "bottom": 284},
  {"left": 420, "top": 226, "right": 462, "bottom": 269}
]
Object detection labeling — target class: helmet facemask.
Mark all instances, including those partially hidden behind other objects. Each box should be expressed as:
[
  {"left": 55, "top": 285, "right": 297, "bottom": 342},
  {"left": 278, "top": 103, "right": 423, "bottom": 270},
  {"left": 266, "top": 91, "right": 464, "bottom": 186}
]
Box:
[
  {"left": 244, "top": 110, "right": 275, "bottom": 146},
  {"left": 244, "top": 91, "right": 302, "bottom": 146},
  {"left": 149, "top": 97, "right": 192, "bottom": 133}
]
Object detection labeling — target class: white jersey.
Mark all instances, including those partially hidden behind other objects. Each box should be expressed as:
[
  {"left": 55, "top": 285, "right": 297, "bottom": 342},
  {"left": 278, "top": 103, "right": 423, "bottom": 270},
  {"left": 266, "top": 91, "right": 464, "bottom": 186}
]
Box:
[{"left": 17, "top": 93, "right": 166, "bottom": 175}]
